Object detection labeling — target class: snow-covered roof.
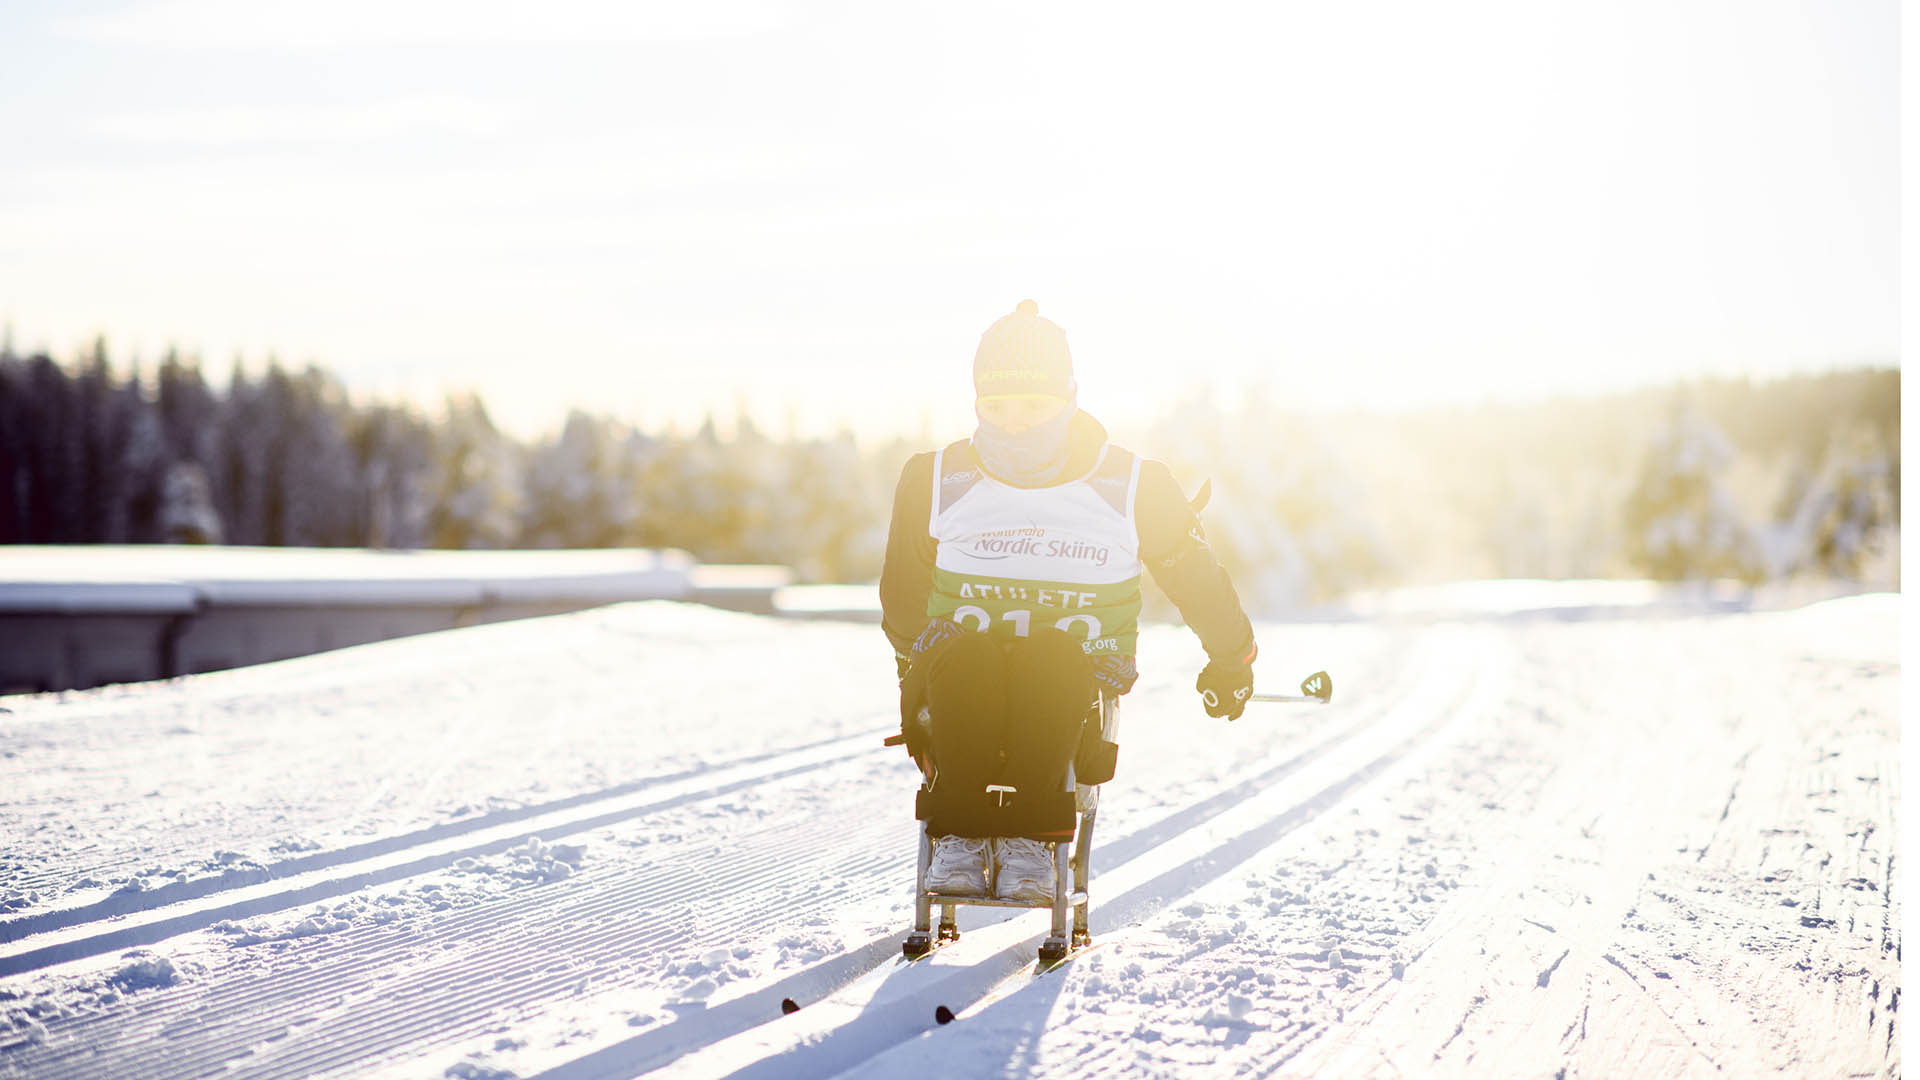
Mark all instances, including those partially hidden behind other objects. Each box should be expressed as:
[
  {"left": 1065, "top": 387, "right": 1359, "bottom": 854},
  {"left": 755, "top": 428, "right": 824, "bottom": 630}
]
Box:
[{"left": 0, "top": 545, "right": 699, "bottom": 612}]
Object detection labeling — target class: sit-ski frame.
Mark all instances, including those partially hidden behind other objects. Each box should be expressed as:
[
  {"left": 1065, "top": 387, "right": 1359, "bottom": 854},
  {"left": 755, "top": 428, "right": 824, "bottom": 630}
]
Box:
[{"left": 903, "top": 694, "right": 1118, "bottom": 964}]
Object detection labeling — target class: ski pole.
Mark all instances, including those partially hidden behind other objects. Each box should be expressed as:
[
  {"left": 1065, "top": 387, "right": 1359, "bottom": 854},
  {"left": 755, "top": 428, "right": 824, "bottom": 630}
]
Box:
[{"left": 1249, "top": 670, "right": 1332, "bottom": 705}]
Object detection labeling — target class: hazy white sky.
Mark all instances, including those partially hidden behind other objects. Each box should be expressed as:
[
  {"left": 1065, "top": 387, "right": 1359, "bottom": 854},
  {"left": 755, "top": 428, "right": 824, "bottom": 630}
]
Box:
[{"left": 0, "top": 0, "right": 1898, "bottom": 439}]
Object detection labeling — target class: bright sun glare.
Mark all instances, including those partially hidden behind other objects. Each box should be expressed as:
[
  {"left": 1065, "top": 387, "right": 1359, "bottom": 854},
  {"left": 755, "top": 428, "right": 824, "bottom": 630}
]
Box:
[{"left": 0, "top": 0, "right": 1897, "bottom": 439}]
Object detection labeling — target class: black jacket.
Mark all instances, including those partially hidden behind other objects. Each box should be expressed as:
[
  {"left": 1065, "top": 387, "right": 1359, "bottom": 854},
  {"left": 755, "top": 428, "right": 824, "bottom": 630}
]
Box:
[{"left": 879, "top": 411, "right": 1256, "bottom": 676}]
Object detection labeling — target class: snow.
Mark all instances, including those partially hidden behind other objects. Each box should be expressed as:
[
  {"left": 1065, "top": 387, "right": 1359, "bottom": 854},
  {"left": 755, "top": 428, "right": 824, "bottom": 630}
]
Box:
[
  {"left": 1346, "top": 577, "right": 1671, "bottom": 616},
  {"left": 0, "top": 584, "right": 1899, "bottom": 1078},
  {"left": 0, "top": 545, "right": 696, "bottom": 609}
]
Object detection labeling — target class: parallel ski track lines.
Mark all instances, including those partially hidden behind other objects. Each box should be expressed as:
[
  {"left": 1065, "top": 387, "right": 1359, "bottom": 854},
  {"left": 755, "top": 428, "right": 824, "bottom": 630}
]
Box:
[
  {"left": 3, "top": 777, "right": 916, "bottom": 1080},
  {"left": 647, "top": 633, "right": 1498, "bottom": 1080},
  {"left": 0, "top": 728, "right": 899, "bottom": 976},
  {"left": 1, "top": 726, "right": 894, "bottom": 945},
  {"left": 511, "top": 664, "right": 1426, "bottom": 1080},
  {"left": 0, "top": 631, "right": 723, "bottom": 906},
  {"left": 542, "top": 638, "right": 1474, "bottom": 1080},
  {"left": 1, "top": 749, "right": 921, "bottom": 1076},
  {"left": 3, "top": 637, "right": 1420, "bottom": 1080},
  {"left": 500, "top": 643, "right": 1435, "bottom": 1080}
]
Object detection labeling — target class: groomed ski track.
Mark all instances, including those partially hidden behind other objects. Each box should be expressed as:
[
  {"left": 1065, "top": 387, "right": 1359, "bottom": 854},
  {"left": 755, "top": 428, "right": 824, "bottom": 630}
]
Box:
[
  {"left": 0, "top": 729, "right": 889, "bottom": 972},
  {"left": 0, "top": 614, "right": 1465, "bottom": 1080},
  {"left": 1, "top": 596, "right": 1897, "bottom": 1079},
  {"left": 635, "top": 634, "right": 1496, "bottom": 1080}
]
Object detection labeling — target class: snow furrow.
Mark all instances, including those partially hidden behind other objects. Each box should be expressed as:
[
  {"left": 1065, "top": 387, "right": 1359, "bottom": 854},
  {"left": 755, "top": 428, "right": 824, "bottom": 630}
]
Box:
[
  {"left": 647, "top": 634, "right": 1490, "bottom": 1080},
  {"left": 1267, "top": 614, "right": 1900, "bottom": 1080},
  {"left": 0, "top": 602, "right": 902, "bottom": 932},
  {"left": 3, "top": 780, "right": 914, "bottom": 1079},
  {"left": 516, "top": 642, "right": 1447, "bottom": 1079},
  {"left": 160, "top": 808, "right": 905, "bottom": 1044},
  {"left": 0, "top": 600, "right": 1879, "bottom": 1079},
  {"left": 2, "top": 726, "right": 885, "bottom": 943},
  {"left": 17, "top": 772, "right": 925, "bottom": 1079},
  {"left": 2, "top": 634, "right": 1418, "bottom": 1080},
  {"left": 0, "top": 729, "right": 891, "bottom": 976}
]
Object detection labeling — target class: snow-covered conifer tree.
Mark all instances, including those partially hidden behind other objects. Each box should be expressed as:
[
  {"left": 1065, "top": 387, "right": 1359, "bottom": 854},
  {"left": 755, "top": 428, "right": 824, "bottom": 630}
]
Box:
[
  {"left": 429, "top": 394, "right": 525, "bottom": 549},
  {"left": 521, "top": 411, "right": 639, "bottom": 548},
  {"left": 1622, "top": 402, "right": 1759, "bottom": 581}
]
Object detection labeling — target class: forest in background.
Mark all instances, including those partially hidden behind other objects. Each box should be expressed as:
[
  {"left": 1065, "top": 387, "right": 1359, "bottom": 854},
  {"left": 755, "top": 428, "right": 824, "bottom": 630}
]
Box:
[
  {"left": 0, "top": 339, "right": 1898, "bottom": 611},
  {"left": 1140, "top": 370, "right": 1898, "bottom": 608}
]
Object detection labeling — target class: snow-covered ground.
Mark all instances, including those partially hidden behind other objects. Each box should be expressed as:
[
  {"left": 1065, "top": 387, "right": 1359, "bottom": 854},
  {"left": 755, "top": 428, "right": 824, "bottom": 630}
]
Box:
[{"left": 0, "top": 586, "right": 1898, "bottom": 1079}]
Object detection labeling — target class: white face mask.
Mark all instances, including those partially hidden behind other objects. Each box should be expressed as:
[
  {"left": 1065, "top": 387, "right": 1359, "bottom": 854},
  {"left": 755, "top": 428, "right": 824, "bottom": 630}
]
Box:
[{"left": 973, "top": 402, "right": 1076, "bottom": 485}]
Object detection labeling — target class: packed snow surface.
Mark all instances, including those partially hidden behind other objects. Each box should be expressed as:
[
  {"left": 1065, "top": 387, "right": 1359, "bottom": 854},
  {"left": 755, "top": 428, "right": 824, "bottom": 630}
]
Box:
[{"left": 0, "top": 586, "right": 1898, "bottom": 1079}]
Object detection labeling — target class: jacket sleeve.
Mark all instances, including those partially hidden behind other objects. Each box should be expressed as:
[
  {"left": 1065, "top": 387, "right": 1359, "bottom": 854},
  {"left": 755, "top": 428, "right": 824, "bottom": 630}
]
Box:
[
  {"left": 1135, "top": 459, "right": 1257, "bottom": 665},
  {"left": 879, "top": 452, "right": 938, "bottom": 666}
]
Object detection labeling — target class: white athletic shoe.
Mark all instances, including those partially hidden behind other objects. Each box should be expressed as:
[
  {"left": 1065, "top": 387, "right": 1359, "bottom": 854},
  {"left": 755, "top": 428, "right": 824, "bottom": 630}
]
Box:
[
  {"left": 925, "top": 835, "right": 991, "bottom": 896},
  {"left": 992, "top": 837, "right": 1056, "bottom": 904}
]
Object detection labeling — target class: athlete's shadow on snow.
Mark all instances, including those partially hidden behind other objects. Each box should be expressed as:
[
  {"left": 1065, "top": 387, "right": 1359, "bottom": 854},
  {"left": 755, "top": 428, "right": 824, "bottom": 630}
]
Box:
[
  {"left": 823, "top": 757, "right": 1385, "bottom": 1080},
  {"left": 845, "top": 695, "right": 1445, "bottom": 1079},
  {"left": 527, "top": 933, "right": 906, "bottom": 1080},
  {"left": 787, "top": 725, "right": 1408, "bottom": 1080},
  {"left": 526, "top": 708, "right": 1414, "bottom": 1080}
]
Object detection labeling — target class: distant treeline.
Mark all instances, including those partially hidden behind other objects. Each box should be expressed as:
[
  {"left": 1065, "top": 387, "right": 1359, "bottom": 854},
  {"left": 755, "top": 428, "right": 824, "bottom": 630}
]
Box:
[
  {"left": 0, "top": 340, "right": 1900, "bottom": 603},
  {"left": 0, "top": 341, "right": 909, "bottom": 582},
  {"left": 1138, "top": 368, "right": 1899, "bottom": 605}
]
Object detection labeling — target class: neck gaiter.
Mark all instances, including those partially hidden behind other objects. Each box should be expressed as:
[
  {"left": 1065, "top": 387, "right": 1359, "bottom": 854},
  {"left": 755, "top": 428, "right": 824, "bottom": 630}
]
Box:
[{"left": 973, "top": 405, "right": 1076, "bottom": 486}]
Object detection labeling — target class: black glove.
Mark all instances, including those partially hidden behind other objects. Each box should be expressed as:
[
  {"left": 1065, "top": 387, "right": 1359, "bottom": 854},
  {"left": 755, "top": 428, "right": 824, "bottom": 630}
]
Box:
[
  {"left": 891, "top": 657, "right": 933, "bottom": 762},
  {"left": 1091, "top": 654, "right": 1138, "bottom": 697},
  {"left": 1196, "top": 659, "right": 1255, "bottom": 720},
  {"left": 892, "top": 618, "right": 963, "bottom": 754}
]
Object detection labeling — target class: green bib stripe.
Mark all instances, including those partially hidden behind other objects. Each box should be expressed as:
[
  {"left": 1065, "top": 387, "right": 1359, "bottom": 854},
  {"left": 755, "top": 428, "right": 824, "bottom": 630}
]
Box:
[
  {"left": 926, "top": 568, "right": 1140, "bottom": 657},
  {"left": 925, "top": 439, "right": 1145, "bottom": 659}
]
